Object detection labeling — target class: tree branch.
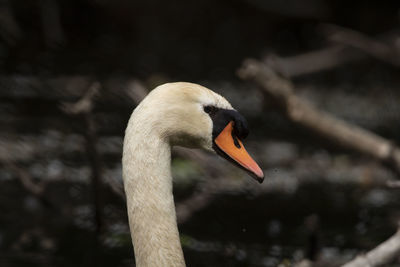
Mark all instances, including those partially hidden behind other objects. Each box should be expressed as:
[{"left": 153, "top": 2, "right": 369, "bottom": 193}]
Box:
[
  {"left": 342, "top": 228, "right": 400, "bottom": 267},
  {"left": 321, "top": 24, "right": 400, "bottom": 67},
  {"left": 238, "top": 59, "right": 400, "bottom": 175},
  {"left": 265, "top": 28, "right": 400, "bottom": 78},
  {"left": 264, "top": 46, "right": 364, "bottom": 78},
  {"left": 387, "top": 180, "right": 400, "bottom": 189}
]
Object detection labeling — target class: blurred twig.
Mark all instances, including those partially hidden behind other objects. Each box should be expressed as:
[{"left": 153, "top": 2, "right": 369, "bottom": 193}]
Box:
[
  {"left": 104, "top": 174, "right": 126, "bottom": 199},
  {"left": 238, "top": 59, "right": 400, "bottom": 176},
  {"left": 342, "top": 228, "right": 400, "bottom": 267},
  {"left": 173, "top": 148, "right": 233, "bottom": 224},
  {"left": 62, "top": 82, "right": 103, "bottom": 238},
  {"left": 175, "top": 184, "right": 214, "bottom": 224},
  {"left": 387, "top": 180, "right": 400, "bottom": 189},
  {"left": 4, "top": 160, "right": 53, "bottom": 208},
  {"left": 321, "top": 24, "right": 400, "bottom": 67},
  {"left": 266, "top": 28, "right": 400, "bottom": 78},
  {"left": 264, "top": 46, "right": 364, "bottom": 78},
  {"left": 61, "top": 82, "right": 99, "bottom": 114},
  {"left": 7, "top": 161, "right": 44, "bottom": 196}
]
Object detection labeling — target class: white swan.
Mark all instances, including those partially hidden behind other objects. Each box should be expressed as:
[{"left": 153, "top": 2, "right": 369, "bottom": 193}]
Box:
[{"left": 122, "top": 82, "right": 264, "bottom": 266}]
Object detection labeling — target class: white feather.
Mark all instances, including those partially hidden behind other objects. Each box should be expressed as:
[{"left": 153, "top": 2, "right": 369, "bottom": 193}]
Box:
[{"left": 122, "top": 82, "right": 233, "bottom": 266}]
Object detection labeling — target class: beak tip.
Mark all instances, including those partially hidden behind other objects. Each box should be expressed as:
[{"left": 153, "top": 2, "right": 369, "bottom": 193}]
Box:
[{"left": 254, "top": 170, "right": 264, "bottom": 184}]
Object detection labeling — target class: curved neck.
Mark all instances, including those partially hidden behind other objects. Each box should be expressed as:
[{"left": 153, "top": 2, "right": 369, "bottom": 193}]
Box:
[{"left": 122, "top": 126, "right": 185, "bottom": 267}]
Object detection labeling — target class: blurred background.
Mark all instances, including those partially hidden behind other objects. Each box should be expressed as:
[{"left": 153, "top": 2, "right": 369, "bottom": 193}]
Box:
[{"left": 1, "top": 0, "right": 400, "bottom": 266}]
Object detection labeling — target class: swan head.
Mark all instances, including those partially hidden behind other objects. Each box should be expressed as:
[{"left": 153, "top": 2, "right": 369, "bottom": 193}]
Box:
[{"left": 134, "top": 82, "right": 264, "bottom": 183}]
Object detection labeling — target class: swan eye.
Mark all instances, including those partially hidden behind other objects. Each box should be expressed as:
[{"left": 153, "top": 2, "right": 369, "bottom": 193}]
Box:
[{"left": 203, "top": 105, "right": 218, "bottom": 115}]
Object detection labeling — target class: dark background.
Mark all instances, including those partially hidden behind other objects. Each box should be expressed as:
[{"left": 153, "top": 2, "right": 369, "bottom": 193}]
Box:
[{"left": 1, "top": 0, "right": 400, "bottom": 266}]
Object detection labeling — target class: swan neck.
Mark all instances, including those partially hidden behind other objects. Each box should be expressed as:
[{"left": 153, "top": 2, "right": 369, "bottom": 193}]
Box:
[{"left": 123, "top": 130, "right": 185, "bottom": 267}]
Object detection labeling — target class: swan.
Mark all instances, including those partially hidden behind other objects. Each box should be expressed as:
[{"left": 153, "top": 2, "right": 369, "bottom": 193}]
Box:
[{"left": 122, "top": 82, "right": 264, "bottom": 266}]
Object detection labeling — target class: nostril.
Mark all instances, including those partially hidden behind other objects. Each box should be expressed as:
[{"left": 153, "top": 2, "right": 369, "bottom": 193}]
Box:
[{"left": 231, "top": 131, "right": 241, "bottom": 149}]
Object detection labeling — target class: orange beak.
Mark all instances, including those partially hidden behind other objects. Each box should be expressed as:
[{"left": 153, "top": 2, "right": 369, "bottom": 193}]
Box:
[{"left": 214, "top": 121, "right": 264, "bottom": 183}]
